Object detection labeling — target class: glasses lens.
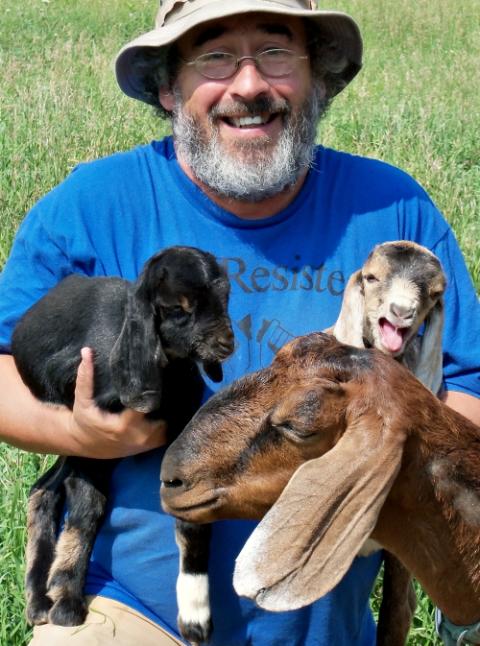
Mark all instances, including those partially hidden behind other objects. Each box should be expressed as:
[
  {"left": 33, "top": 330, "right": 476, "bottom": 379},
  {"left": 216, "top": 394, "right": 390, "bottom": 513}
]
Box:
[
  {"left": 196, "top": 52, "right": 236, "bottom": 79},
  {"left": 258, "top": 49, "right": 295, "bottom": 77}
]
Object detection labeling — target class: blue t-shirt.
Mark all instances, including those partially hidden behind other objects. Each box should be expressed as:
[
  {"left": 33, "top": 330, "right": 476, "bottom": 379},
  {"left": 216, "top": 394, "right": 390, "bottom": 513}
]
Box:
[{"left": 1, "top": 137, "right": 479, "bottom": 645}]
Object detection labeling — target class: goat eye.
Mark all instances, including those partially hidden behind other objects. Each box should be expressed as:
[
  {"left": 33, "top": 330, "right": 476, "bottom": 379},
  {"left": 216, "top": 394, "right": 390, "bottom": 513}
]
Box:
[
  {"left": 274, "top": 420, "right": 294, "bottom": 433},
  {"left": 363, "top": 273, "right": 379, "bottom": 284},
  {"left": 273, "top": 420, "right": 315, "bottom": 441},
  {"left": 164, "top": 306, "right": 191, "bottom": 322}
]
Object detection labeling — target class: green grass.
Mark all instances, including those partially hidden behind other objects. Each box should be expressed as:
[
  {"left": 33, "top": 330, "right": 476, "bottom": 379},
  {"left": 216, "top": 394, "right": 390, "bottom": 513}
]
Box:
[{"left": 0, "top": 1, "right": 478, "bottom": 644}]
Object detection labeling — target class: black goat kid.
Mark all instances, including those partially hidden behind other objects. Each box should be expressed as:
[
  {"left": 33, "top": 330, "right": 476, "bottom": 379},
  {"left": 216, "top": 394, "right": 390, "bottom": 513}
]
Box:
[{"left": 12, "top": 246, "right": 234, "bottom": 642}]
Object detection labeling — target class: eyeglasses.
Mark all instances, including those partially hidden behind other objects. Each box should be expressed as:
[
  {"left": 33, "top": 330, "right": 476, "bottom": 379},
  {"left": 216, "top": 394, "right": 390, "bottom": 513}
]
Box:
[{"left": 184, "top": 48, "right": 308, "bottom": 80}]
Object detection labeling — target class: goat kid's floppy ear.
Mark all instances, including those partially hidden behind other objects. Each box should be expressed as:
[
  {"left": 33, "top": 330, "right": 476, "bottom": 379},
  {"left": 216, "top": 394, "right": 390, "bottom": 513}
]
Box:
[
  {"left": 110, "top": 291, "right": 168, "bottom": 413},
  {"left": 414, "top": 299, "right": 444, "bottom": 395},
  {"left": 233, "top": 411, "right": 406, "bottom": 612},
  {"left": 332, "top": 270, "right": 365, "bottom": 346}
]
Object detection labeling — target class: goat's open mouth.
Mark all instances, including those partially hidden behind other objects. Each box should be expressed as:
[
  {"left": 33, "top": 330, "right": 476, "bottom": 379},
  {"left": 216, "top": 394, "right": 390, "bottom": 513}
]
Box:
[{"left": 378, "top": 318, "right": 410, "bottom": 354}]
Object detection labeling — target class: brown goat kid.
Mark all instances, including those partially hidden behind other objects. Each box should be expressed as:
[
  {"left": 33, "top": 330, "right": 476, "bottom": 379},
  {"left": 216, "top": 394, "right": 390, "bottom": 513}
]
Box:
[
  {"left": 161, "top": 333, "right": 480, "bottom": 632},
  {"left": 331, "top": 240, "right": 446, "bottom": 393},
  {"left": 329, "top": 240, "right": 447, "bottom": 645}
]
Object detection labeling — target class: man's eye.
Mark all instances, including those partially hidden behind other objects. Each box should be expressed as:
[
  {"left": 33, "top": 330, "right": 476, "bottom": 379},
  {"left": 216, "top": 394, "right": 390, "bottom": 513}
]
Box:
[
  {"left": 262, "top": 48, "right": 288, "bottom": 58},
  {"left": 206, "top": 52, "right": 231, "bottom": 61}
]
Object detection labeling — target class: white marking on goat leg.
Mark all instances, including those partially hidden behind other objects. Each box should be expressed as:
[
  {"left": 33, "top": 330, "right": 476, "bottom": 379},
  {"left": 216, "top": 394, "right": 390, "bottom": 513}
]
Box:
[{"left": 176, "top": 573, "right": 211, "bottom": 627}]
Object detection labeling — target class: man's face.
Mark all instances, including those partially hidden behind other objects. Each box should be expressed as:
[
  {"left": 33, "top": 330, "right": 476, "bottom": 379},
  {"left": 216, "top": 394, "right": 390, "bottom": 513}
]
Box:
[{"left": 160, "top": 13, "right": 327, "bottom": 202}]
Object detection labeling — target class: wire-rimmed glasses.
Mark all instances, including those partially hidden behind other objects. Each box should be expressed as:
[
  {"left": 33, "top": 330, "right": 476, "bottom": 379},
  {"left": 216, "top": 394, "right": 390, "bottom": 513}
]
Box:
[{"left": 184, "top": 48, "right": 308, "bottom": 80}]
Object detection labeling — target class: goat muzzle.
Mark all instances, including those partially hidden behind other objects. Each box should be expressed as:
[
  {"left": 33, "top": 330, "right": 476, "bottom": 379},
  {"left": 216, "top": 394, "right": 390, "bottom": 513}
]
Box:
[{"left": 160, "top": 479, "right": 223, "bottom": 522}]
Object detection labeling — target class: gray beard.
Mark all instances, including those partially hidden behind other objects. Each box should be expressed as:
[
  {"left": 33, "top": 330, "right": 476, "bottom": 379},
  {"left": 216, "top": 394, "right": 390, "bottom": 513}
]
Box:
[{"left": 172, "top": 89, "right": 328, "bottom": 203}]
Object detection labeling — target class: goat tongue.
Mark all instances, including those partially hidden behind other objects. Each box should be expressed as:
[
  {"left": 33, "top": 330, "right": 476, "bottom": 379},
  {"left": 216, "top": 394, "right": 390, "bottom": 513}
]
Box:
[{"left": 379, "top": 318, "right": 404, "bottom": 353}]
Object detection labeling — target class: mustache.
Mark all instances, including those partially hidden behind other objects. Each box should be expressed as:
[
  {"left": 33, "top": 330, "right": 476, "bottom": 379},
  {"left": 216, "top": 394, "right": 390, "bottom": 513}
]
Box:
[{"left": 209, "top": 97, "right": 291, "bottom": 120}]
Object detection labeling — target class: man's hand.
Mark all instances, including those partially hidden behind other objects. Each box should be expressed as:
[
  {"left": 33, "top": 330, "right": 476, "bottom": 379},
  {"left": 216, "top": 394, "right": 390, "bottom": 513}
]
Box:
[
  {"left": 0, "top": 353, "right": 166, "bottom": 458},
  {"left": 66, "top": 347, "right": 167, "bottom": 458}
]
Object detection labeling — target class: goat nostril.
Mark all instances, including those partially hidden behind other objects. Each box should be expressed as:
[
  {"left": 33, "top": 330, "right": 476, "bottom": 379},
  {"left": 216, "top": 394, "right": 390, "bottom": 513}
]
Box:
[
  {"left": 162, "top": 478, "right": 184, "bottom": 489},
  {"left": 218, "top": 335, "right": 235, "bottom": 352},
  {"left": 390, "top": 303, "right": 414, "bottom": 319}
]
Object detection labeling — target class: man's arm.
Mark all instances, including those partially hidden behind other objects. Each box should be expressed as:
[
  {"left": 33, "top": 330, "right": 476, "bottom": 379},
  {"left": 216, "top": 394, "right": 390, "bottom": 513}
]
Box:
[
  {"left": 0, "top": 349, "right": 167, "bottom": 458},
  {"left": 442, "top": 390, "right": 480, "bottom": 427}
]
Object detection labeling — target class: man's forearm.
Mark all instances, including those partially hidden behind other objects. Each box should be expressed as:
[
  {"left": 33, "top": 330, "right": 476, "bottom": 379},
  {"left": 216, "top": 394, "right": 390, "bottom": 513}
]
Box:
[
  {"left": 0, "top": 354, "right": 74, "bottom": 454},
  {"left": 0, "top": 353, "right": 167, "bottom": 457},
  {"left": 442, "top": 390, "right": 480, "bottom": 427}
]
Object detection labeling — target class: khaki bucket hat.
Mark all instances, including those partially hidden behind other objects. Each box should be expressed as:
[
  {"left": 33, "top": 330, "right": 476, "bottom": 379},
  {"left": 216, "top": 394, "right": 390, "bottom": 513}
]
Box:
[{"left": 116, "top": 0, "right": 363, "bottom": 105}]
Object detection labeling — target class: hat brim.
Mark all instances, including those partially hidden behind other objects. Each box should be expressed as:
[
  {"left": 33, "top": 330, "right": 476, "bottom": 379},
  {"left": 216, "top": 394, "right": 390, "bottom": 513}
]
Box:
[{"left": 115, "top": 1, "right": 362, "bottom": 105}]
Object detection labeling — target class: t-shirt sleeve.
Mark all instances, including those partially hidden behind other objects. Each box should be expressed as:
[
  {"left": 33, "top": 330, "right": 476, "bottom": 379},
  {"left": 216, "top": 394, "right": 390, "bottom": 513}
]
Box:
[
  {"left": 0, "top": 202, "right": 74, "bottom": 353},
  {"left": 387, "top": 174, "right": 480, "bottom": 399},
  {"left": 431, "top": 226, "right": 480, "bottom": 398},
  {"left": 0, "top": 154, "right": 134, "bottom": 353}
]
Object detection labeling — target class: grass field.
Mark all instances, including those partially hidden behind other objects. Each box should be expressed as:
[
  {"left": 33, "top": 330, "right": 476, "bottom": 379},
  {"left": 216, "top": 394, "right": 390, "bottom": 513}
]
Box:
[{"left": 0, "top": 1, "right": 479, "bottom": 644}]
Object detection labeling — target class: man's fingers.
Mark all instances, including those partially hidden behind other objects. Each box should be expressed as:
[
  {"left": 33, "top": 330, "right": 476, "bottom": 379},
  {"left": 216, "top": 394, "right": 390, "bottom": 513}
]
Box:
[
  {"left": 119, "top": 410, "right": 169, "bottom": 449},
  {"left": 71, "top": 349, "right": 168, "bottom": 455},
  {"left": 75, "top": 347, "right": 95, "bottom": 402},
  {"left": 138, "top": 419, "right": 168, "bottom": 451}
]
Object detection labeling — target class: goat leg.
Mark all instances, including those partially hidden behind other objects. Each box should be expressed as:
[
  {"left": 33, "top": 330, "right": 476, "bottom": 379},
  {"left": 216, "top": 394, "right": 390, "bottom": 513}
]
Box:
[
  {"left": 25, "top": 457, "right": 70, "bottom": 625},
  {"left": 376, "top": 552, "right": 416, "bottom": 646},
  {"left": 175, "top": 520, "right": 212, "bottom": 645},
  {"left": 46, "top": 458, "right": 111, "bottom": 626}
]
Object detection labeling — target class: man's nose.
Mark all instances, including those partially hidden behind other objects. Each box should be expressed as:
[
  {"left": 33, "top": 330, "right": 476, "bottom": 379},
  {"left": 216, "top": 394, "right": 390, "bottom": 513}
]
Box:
[{"left": 227, "top": 59, "right": 271, "bottom": 100}]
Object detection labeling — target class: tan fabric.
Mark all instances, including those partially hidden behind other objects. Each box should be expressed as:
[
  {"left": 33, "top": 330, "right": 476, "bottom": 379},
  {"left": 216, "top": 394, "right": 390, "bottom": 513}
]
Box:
[{"left": 28, "top": 596, "right": 185, "bottom": 646}]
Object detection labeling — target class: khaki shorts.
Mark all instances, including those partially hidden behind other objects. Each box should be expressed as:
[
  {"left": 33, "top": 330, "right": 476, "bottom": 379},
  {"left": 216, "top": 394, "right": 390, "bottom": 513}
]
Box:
[{"left": 28, "top": 595, "right": 185, "bottom": 646}]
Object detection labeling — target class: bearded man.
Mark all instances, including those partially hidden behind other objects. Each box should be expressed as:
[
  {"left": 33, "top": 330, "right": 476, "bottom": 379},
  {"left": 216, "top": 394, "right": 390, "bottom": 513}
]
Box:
[{"left": 1, "top": 1, "right": 479, "bottom": 645}]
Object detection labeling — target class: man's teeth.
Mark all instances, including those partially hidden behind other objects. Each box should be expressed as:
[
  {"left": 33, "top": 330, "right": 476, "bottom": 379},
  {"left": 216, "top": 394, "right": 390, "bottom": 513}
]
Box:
[{"left": 230, "top": 115, "right": 268, "bottom": 128}]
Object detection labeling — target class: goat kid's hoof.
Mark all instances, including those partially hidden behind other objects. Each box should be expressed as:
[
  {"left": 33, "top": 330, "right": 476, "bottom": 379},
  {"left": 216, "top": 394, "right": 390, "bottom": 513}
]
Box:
[
  {"left": 48, "top": 595, "right": 87, "bottom": 627},
  {"left": 178, "top": 616, "right": 213, "bottom": 645},
  {"left": 26, "top": 595, "right": 53, "bottom": 625}
]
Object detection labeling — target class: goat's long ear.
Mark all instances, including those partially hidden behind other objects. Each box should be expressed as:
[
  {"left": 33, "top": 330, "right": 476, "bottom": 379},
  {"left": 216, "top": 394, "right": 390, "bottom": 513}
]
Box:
[
  {"left": 233, "top": 411, "right": 406, "bottom": 612},
  {"left": 413, "top": 299, "right": 444, "bottom": 394},
  {"left": 332, "top": 270, "right": 365, "bottom": 346},
  {"left": 110, "top": 291, "right": 168, "bottom": 413}
]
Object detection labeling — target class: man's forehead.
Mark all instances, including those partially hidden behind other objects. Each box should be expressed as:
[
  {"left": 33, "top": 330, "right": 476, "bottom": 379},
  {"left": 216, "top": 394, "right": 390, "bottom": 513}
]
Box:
[{"left": 182, "top": 13, "right": 305, "bottom": 50}]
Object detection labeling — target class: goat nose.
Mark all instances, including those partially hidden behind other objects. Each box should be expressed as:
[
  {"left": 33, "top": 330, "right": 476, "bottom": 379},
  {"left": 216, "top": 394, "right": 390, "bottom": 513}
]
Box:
[
  {"left": 222, "top": 328, "right": 235, "bottom": 347},
  {"left": 390, "top": 302, "right": 415, "bottom": 320},
  {"left": 217, "top": 328, "right": 235, "bottom": 353},
  {"left": 160, "top": 457, "right": 187, "bottom": 490}
]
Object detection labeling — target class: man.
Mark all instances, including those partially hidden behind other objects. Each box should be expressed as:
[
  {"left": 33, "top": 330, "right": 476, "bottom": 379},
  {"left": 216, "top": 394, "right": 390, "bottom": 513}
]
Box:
[{"left": 0, "top": 1, "right": 479, "bottom": 644}]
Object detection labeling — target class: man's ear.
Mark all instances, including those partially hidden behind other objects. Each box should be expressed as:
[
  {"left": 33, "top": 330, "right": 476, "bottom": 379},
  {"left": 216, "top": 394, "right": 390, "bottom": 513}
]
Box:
[{"left": 159, "top": 87, "right": 175, "bottom": 112}]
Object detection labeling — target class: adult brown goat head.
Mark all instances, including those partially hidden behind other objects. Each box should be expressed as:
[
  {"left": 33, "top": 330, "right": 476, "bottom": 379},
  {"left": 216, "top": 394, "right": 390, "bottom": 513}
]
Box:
[{"left": 161, "top": 332, "right": 480, "bottom": 628}]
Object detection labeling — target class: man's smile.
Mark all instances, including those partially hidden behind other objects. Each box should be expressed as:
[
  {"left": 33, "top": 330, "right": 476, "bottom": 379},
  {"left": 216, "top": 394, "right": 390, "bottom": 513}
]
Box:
[
  {"left": 224, "top": 113, "right": 271, "bottom": 127},
  {"left": 211, "top": 104, "right": 288, "bottom": 139},
  {"left": 209, "top": 97, "right": 289, "bottom": 134}
]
